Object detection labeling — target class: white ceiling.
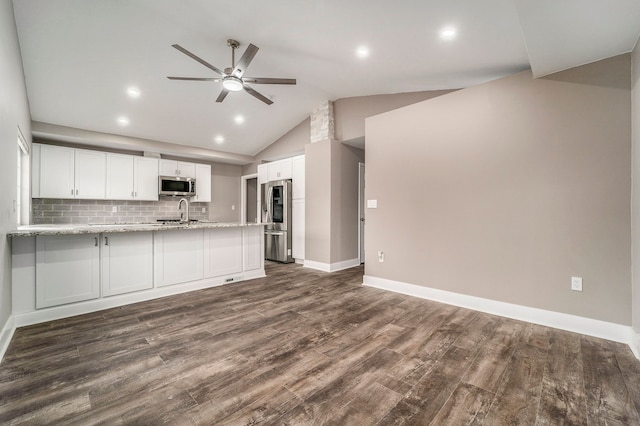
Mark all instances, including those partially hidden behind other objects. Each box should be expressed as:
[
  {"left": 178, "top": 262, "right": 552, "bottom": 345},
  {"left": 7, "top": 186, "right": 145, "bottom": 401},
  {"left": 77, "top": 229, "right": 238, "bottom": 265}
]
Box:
[{"left": 13, "top": 0, "right": 640, "bottom": 161}]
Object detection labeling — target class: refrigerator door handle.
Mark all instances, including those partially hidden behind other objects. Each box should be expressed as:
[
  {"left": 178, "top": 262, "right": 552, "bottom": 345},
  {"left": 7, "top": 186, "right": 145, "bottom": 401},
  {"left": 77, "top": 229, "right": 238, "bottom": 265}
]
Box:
[
  {"left": 265, "top": 231, "right": 284, "bottom": 236},
  {"left": 266, "top": 186, "right": 273, "bottom": 223}
]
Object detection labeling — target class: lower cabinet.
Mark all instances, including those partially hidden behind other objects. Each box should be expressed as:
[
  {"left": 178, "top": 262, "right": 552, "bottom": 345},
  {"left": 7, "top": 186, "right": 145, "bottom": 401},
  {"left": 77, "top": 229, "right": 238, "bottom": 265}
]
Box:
[
  {"left": 102, "top": 232, "right": 153, "bottom": 296},
  {"left": 292, "top": 199, "right": 305, "bottom": 260},
  {"left": 204, "top": 228, "right": 242, "bottom": 278},
  {"left": 154, "top": 229, "right": 204, "bottom": 287},
  {"left": 36, "top": 234, "right": 100, "bottom": 309},
  {"left": 243, "top": 226, "right": 263, "bottom": 272}
]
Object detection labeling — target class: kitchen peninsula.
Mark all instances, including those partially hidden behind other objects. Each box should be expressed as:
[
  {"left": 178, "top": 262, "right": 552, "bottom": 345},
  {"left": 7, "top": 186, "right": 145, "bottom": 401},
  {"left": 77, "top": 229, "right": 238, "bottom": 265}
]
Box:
[{"left": 10, "top": 221, "right": 265, "bottom": 327}]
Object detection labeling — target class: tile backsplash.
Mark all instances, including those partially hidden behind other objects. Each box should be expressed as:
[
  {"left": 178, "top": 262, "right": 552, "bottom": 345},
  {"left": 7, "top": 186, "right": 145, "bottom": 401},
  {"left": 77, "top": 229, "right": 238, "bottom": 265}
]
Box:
[{"left": 32, "top": 198, "right": 210, "bottom": 225}]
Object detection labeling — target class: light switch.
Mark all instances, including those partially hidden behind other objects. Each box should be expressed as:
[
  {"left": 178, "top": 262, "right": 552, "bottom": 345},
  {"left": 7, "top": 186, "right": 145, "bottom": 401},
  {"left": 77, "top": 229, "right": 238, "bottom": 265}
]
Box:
[{"left": 367, "top": 199, "right": 378, "bottom": 209}]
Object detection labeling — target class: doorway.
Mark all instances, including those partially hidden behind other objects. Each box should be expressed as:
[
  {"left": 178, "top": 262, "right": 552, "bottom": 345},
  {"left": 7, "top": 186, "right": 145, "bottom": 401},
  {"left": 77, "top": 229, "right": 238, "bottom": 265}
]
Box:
[
  {"left": 358, "top": 162, "right": 365, "bottom": 264},
  {"left": 241, "top": 174, "right": 258, "bottom": 223}
]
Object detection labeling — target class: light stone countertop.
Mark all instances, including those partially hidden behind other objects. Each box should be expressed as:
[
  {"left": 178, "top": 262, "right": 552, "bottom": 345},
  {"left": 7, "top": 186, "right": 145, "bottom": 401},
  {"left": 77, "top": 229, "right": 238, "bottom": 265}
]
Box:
[{"left": 8, "top": 221, "right": 266, "bottom": 237}]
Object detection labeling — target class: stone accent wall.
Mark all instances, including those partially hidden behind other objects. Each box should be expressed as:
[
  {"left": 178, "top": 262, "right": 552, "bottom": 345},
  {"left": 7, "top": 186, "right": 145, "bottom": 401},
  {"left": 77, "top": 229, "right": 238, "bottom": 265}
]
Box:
[
  {"left": 32, "top": 198, "right": 209, "bottom": 225},
  {"left": 310, "top": 101, "right": 335, "bottom": 143}
]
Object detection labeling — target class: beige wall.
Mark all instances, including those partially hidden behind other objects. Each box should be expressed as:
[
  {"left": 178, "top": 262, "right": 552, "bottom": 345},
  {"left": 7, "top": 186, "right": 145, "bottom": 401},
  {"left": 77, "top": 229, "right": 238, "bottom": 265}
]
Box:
[
  {"left": 209, "top": 163, "right": 242, "bottom": 222},
  {"left": 305, "top": 140, "right": 332, "bottom": 263},
  {"left": 365, "top": 56, "right": 632, "bottom": 325},
  {"left": 1, "top": 0, "right": 32, "bottom": 336},
  {"left": 334, "top": 90, "right": 455, "bottom": 143},
  {"left": 632, "top": 42, "right": 640, "bottom": 333}
]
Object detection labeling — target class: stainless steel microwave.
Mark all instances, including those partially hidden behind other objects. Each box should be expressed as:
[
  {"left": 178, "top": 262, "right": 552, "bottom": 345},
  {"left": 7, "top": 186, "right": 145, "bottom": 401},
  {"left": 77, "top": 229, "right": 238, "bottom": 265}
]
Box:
[{"left": 158, "top": 176, "right": 196, "bottom": 197}]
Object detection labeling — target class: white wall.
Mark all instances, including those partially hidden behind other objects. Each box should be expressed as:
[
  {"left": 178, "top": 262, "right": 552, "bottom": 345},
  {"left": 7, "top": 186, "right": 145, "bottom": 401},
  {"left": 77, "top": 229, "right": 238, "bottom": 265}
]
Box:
[
  {"left": 632, "top": 39, "right": 640, "bottom": 339},
  {"left": 0, "top": 0, "right": 32, "bottom": 349}
]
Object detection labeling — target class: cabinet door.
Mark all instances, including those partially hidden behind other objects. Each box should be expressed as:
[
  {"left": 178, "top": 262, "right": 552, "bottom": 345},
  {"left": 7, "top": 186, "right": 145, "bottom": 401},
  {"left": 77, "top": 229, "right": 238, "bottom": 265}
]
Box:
[
  {"left": 204, "top": 228, "right": 243, "bottom": 278},
  {"left": 292, "top": 199, "right": 305, "bottom": 260},
  {"left": 193, "top": 163, "right": 211, "bottom": 202},
  {"left": 102, "top": 232, "right": 153, "bottom": 296},
  {"left": 75, "top": 149, "right": 106, "bottom": 199},
  {"left": 177, "top": 161, "right": 196, "bottom": 178},
  {"left": 292, "top": 155, "right": 305, "bottom": 199},
  {"left": 106, "top": 153, "right": 134, "bottom": 200},
  {"left": 243, "top": 226, "right": 263, "bottom": 271},
  {"left": 268, "top": 158, "right": 292, "bottom": 181},
  {"left": 159, "top": 159, "right": 178, "bottom": 176},
  {"left": 134, "top": 157, "right": 159, "bottom": 201},
  {"left": 36, "top": 234, "right": 100, "bottom": 308},
  {"left": 257, "top": 164, "right": 268, "bottom": 185},
  {"left": 39, "top": 144, "right": 75, "bottom": 199},
  {"left": 154, "top": 229, "right": 204, "bottom": 287}
]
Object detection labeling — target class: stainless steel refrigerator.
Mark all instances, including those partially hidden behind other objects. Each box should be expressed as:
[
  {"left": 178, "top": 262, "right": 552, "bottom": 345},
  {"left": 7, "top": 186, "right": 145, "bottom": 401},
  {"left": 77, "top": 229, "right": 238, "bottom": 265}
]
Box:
[{"left": 262, "top": 179, "right": 293, "bottom": 263}]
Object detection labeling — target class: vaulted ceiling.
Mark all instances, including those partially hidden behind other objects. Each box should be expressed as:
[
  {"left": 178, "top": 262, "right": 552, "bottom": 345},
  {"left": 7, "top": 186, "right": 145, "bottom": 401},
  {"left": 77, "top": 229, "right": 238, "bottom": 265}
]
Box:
[{"left": 12, "top": 0, "right": 640, "bottom": 161}]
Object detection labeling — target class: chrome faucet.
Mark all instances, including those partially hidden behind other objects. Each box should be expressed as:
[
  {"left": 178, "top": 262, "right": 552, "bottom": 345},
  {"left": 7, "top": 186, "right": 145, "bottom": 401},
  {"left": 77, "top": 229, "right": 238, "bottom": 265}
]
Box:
[{"left": 178, "top": 197, "right": 189, "bottom": 223}]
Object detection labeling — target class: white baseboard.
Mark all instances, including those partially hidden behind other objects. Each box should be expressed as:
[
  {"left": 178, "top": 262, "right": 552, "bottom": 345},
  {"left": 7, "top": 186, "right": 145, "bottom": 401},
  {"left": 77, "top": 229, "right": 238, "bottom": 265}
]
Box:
[
  {"left": 13, "top": 269, "right": 266, "bottom": 328},
  {"left": 0, "top": 314, "right": 16, "bottom": 362},
  {"left": 363, "top": 275, "right": 639, "bottom": 360},
  {"left": 304, "top": 258, "right": 361, "bottom": 273}
]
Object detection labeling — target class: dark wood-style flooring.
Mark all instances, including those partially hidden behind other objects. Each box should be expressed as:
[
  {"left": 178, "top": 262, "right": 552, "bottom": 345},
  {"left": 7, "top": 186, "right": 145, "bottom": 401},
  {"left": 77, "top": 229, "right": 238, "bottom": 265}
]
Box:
[{"left": 1, "top": 262, "right": 640, "bottom": 424}]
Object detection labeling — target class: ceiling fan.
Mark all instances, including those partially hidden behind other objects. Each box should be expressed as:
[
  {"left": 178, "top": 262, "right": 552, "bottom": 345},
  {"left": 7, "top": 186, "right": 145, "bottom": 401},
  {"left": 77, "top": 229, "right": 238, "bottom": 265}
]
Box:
[{"left": 167, "top": 39, "right": 296, "bottom": 105}]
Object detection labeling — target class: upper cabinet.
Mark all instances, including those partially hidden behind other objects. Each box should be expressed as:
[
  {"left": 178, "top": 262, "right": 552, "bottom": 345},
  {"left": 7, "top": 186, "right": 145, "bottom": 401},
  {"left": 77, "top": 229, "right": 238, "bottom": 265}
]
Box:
[
  {"left": 160, "top": 159, "right": 196, "bottom": 178},
  {"left": 106, "top": 153, "right": 159, "bottom": 201},
  {"left": 292, "top": 155, "right": 305, "bottom": 199},
  {"left": 37, "top": 144, "right": 106, "bottom": 199},
  {"left": 267, "top": 158, "right": 292, "bottom": 181},
  {"left": 193, "top": 163, "right": 212, "bottom": 203}
]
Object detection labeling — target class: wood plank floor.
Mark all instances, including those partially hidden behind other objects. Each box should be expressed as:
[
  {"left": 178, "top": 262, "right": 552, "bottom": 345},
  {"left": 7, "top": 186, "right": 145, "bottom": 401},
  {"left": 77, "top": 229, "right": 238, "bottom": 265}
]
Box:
[{"left": 1, "top": 262, "right": 639, "bottom": 425}]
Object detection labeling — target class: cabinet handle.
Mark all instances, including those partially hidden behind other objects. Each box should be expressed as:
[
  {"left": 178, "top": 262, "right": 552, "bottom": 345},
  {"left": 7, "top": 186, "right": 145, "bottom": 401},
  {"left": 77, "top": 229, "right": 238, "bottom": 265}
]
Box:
[
  {"left": 131, "top": 191, "right": 134, "bottom": 197},
  {"left": 94, "top": 237, "right": 98, "bottom": 247},
  {"left": 105, "top": 236, "right": 109, "bottom": 246},
  {"left": 134, "top": 191, "right": 137, "bottom": 197},
  {"left": 71, "top": 189, "right": 74, "bottom": 195},
  {"left": 76, "top": 189, "right": 78, "bottom": 195}
]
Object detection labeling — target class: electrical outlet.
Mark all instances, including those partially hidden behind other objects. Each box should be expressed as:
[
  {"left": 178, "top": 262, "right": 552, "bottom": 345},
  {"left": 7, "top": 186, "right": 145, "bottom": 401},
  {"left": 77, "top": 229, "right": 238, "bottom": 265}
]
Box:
[
  {"left": 378, "top": 251, "right": 384, "bottom": 262},
  {"left": 111, "top": 206, "right": 117, "bottom": 213},
  {"left": 232, "top": 205, "right": 236, "bottom": 211},
  {"left": 202, "top": 207, "right": 206, "bottom": 213},
  {"left": 571, "top": 277, "right": 583, "bottom": 292}
]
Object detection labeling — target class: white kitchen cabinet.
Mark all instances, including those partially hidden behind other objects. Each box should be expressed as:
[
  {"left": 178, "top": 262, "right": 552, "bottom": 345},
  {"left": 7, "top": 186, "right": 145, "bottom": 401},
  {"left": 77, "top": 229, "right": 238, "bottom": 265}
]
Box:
[
  {"left": 37, "top": 144, "right": 106, "bottom": 199},
  {"left": 243, "top": 226, "right": 263, "bottom": 271},
  {"left": 154, "top": 229, "right": 204, "bottom": 287},
  {"left": 106, "top": 154, "right": 159, "bottom": 201},
  {"left": 204, "top": 228, "right": 242, "bottom": 278},
  {"left": 193, "top": 163, "right": 211, "bottom": 202},
  {"left": 160, "top": 159, "right": 196, "bottom": 178},
  {"left": 134, "top": 156, "right": 159, "bottom": 201},
  {"left": 292, "top": 155, "right": 305, "bottom": 199},
  {"left": 74, "top": 149, "right": 107, "bottom": 199},
  {"left": 106, "top": 153, "right": 134, "bottom": 199},
  {"left": 102, "top": 232, "right": 153, "bottom": 296},
  {"left": 267, "top": 158, "right": 292, "bottom": 181},
  {"left": 38, "top": 144, "right": 75, "bottom": 199},
  {"left": 257, "top": 164, "right": 268, "bottom": 185},
  {"left": 36, "top": 234, "right": 100, "bottom": 308},
  {"left": 292, "top": 199, "right": 305, "bottom": 260}
]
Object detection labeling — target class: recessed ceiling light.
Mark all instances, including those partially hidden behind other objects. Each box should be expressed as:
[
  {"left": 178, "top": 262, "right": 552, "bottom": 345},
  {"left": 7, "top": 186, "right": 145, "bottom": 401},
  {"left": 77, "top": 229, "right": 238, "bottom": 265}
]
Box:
[
  {"left": 440, "top": 27, "right": 457, "bottom": 41},
  {"left": 355, "top": 46, "right": 369, "bottom": 59},
  {"left": 234, "top": 115, "right": 245, "bottom": 125},
  {"left": 214, "top": 135, "right": 224, "bottom": 144},
  {"left": 126, "top": 87, "right": 141, "bottom": 98},
  {"left": 117, "top": 116, "right": 129, "bottom": 126}
]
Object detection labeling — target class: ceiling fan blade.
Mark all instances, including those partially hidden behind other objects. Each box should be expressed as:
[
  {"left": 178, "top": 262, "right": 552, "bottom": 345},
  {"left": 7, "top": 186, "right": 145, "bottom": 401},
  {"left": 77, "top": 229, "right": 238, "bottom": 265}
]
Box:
[
  {"left": 167, "top": 76, "right": 222, "bottom": 81},
  {"left": 172, "top": 44, "right": 225, "bottom": 76},
  {"left": 216, "top": 88, "right": 229, "bottom": 103},
  {"left": 243, "top": 85, "right": 273, "bottom": 105},
  {"left": 242, "top": 77, "right": 296, "bottom": 85},
  {"left": 232, "top": 44, "right": 258, "bottom": 78}
]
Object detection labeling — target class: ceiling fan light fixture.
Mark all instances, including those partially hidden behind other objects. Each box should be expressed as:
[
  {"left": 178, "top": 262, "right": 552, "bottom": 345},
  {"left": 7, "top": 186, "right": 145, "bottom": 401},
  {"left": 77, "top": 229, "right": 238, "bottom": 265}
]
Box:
[{"left": 222, "top": 76, "right": 243, "bottom": 91}]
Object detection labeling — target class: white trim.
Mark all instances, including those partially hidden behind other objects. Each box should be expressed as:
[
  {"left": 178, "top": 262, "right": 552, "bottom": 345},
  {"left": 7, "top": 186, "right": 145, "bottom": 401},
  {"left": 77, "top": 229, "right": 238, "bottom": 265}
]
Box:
[
  {"left": 0, "top": 315, "right": 16, "bottom": 362},
  {"left": 13, "top": 269, "right": 265, "bottom": 328},
  {"left": 17, "top": 126, "right": 29, "bottom": 155},
  {"left": 358, "top": 162, "right": 365, "bottom": 264},
  {"left": 240, "top": 173, "right": 258, "bottom": 224},
  {"left": 363, "top": 275, "right": 640, "bottom": 359},
  {"left": 304, "top": 258, "right": 360, "bottom": 273}
]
